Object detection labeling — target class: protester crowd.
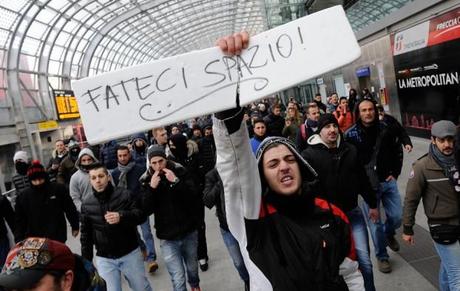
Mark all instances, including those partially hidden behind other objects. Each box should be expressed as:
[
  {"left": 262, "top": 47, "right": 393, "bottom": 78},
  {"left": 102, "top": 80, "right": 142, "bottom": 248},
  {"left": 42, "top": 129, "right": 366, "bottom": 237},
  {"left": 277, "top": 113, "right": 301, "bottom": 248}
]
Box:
[{"left": 0, "top": 33, "right": 459, "bottom": 291}]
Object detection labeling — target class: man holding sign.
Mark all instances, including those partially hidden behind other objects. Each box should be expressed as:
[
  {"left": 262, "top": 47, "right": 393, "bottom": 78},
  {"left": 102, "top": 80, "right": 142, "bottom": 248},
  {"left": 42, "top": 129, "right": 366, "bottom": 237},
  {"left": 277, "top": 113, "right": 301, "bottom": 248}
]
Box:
[
  {"left": 71, "top": 6, "right": 363, "bottom": 290},
  {"left": 213, "top": 32, "right": 364, "bottom": 291}
]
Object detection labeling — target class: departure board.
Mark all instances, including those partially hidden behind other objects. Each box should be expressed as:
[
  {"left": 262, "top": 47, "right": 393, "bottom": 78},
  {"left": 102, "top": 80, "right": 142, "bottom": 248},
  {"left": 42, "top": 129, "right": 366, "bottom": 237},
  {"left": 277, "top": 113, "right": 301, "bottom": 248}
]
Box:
[{"left": 54, "top": 89, "right": 80, "bottom": 120}]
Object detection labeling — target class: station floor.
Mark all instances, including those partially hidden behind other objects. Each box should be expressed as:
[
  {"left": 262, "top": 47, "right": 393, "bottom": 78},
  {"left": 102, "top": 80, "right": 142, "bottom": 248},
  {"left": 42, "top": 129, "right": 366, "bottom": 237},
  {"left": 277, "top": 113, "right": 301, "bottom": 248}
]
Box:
[{"left": 64, "top": 136, "right": 440, "bottom": 291}]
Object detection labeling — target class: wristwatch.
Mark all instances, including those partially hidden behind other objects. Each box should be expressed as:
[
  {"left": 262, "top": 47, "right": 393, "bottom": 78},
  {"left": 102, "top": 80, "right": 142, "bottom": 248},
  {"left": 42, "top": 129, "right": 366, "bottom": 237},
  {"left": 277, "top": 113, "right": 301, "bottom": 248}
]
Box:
[{"left": 172, "top": 177, "right": 180, "bottom": 185}]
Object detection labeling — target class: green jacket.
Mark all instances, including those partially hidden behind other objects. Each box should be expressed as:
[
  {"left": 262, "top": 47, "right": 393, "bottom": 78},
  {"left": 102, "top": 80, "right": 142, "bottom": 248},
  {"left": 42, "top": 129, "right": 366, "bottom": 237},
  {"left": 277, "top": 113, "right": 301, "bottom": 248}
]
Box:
[{"left": 403, "top": 153, "right": 459, "bottom": 235}]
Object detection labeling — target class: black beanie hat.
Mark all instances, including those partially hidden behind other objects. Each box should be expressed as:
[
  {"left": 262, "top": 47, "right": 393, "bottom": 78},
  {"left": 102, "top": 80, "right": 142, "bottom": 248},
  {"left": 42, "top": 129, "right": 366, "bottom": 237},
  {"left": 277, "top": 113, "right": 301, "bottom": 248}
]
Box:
[
  {"left": 147, "top": 145, "right": 166, "bottom": 161},
  {"left": 317, "top": 113, "right": 339, "bottom": 132},
  {"left": 27, "top": 160, "right": 47, "bottom": 180}
]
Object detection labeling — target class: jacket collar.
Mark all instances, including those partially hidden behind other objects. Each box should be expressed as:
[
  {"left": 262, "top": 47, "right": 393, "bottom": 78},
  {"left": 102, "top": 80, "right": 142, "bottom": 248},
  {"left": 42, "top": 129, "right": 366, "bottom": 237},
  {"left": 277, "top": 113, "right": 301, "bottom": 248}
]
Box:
[
  {"left": 426, "top": 153, "right": 443, "bottom": 171},
  {"left": 307, "top": 134, "right": 341, "bottom": 149}
]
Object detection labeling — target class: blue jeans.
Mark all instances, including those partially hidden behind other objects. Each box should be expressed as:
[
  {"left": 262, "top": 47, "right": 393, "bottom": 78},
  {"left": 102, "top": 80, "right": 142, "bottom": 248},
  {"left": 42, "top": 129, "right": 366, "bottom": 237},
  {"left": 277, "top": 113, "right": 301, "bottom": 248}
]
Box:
[
  {"left": 160, "top": 231, "right": 200, "bottom": 291},
  {"left": 139, "top": 218, "right": 157, "bottom": 261},
  {"left": 362, "top": 178, "right": 402, "bottom": 260},
  {"left": 346, "top": 207, "right": 375, "bottom": 291},
  {"left": 220, "top": 228, "right": 249, "bottom": 282},
  {"left": 433, "top": 241, "right": 460, "bottom": 291},
  {"left": 96, "top": 248, "right": 152, "bottom": 291}
]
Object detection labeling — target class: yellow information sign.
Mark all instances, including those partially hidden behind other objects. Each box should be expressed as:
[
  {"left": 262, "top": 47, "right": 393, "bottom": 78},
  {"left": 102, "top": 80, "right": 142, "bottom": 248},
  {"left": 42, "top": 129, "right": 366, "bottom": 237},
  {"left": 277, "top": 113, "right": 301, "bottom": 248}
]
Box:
[
  {"left": 38, "top": 120, "right": 58, "bottom": 131},
  {"left": 54, "top": 90, "right": 80, "bottom": 120}
]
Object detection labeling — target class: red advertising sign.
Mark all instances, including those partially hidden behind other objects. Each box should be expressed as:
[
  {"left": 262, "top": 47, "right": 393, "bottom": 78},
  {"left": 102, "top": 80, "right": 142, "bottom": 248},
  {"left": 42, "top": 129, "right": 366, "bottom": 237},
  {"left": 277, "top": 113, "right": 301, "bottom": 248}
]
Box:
[
  {"left": 428, "top": 8, "right": 460, "bottom": 47},
  {"left": 392, "top": 7, "right": 460, "bottom": 55}
]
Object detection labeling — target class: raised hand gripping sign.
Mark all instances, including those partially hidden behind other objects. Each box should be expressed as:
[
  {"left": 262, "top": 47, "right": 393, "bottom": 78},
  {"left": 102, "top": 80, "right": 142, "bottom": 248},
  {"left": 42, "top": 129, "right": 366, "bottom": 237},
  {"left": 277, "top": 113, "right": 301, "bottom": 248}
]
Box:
[{"left": 71, "top": 5, "right": 360, "bottom": 144}]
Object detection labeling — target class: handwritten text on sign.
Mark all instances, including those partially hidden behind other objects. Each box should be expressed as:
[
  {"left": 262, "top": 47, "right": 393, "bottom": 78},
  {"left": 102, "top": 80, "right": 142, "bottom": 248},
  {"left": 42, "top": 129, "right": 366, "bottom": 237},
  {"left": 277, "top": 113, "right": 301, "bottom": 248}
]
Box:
[{"left": 72, "top": 6, "right": 361, "bottom": 144}]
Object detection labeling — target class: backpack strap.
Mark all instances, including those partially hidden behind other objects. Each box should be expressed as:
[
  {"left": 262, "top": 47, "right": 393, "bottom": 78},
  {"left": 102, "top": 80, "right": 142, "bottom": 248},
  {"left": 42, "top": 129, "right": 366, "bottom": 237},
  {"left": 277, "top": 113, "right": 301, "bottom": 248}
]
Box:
[{"left": 301, "top": 124, "right": 308, "bottom": 140}]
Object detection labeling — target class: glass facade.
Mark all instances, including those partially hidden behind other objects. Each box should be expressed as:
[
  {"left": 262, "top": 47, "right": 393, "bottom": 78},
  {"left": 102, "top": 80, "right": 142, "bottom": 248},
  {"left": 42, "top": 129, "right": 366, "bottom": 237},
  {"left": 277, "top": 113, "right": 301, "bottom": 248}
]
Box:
[{"left": 0, "top": 0, "right": 267, "bottom": 124}]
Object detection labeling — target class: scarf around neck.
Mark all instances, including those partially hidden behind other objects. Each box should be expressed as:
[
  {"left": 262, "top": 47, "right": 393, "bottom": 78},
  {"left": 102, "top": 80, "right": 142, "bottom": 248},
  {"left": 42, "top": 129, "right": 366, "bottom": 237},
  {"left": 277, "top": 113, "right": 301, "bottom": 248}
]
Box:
[
  {"left": 306, "top": 119, "right": 318, "bottom": 130},
  {"left": 117, "top": 160, "right": 136, "bottom": 189},
  {"left": 430, "top": 143, "right": 460, "bottom": 193}
]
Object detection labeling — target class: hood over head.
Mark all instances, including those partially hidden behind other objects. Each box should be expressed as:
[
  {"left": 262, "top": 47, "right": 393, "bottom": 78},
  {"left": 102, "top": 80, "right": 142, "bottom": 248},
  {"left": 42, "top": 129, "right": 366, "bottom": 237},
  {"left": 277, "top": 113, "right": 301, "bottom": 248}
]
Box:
[
  {"left": 255, "top": 136, "right": 318, "bottom": 195},
  {"left": 130, "top": 132, "right": 147, "bottom": 144},
  {"left": 75, "top": 148, "right": 98, "bottom": 170}
]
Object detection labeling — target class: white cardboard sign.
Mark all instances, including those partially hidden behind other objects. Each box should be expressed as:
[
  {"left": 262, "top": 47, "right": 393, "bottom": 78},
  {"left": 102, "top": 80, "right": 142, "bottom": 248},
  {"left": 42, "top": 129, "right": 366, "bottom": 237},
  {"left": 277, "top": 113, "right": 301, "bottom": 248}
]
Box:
[{"left": 72, "top": 5, "right": 360, "bottom": 144}]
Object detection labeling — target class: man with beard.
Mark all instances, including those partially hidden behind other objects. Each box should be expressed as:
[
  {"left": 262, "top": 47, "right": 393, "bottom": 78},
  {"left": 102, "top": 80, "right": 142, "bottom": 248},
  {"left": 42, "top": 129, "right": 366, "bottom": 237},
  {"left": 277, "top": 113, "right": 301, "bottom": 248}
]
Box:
[
  {"left": 47, "top": 139, "right": 68, "bottom": 182},
  {"left": 57, "top": 140, "right": 81, "bottom": 185},
  {"left": 302, "top": 114, "right": 378, "bottom": 291},
  {"left": 14, "top": 160, "right": 79, "bottom": 243},
  {"left": 296, "top": 103, "right": 320, "bottom": 152},
  {"left": 403, "top": 120, "right": 460, "bottom": 290},
  {"left": 345, "top": 99, "right": 403, "bottom": 273},
  {"left": 69, "top": 148, "right": 99, "bottom": 212},
  {"left": 263, "top": 103, "right": 284, "bottom": 137},
  {"left": 112, "top": 145, "right": 159, "bottom": 273},
  {"left": 250, "top": 119, "right": 267, "bottom": 154},
  {"left": 12, "top": 150, "right": 30, "bottom": 199}
]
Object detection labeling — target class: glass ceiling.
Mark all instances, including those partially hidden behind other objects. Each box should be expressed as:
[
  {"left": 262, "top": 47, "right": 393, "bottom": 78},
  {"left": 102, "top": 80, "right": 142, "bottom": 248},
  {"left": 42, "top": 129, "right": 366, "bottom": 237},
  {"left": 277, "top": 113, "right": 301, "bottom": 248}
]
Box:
[
  {"left": 0, "top": 0, "right": 413, "bottom": 125},
  {"left": 346, "top": 0, "right": 413, "bottom": 32}
]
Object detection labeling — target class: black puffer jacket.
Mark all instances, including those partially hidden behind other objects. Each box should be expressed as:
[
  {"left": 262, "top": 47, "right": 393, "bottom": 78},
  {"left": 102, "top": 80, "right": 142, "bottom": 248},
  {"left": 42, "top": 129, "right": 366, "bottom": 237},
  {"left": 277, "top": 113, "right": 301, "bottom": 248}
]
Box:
[
  {"left": 198, "top": 136, "right": 216, "bottom": 177},
  {"left": 12, "top": 174, "right": 29, "bottom": 195},
  {"left": 80, "top": 184, "right": 145, "bottom": 261},
  {"left": 301, "top": 135, "right": 377, "bottom": 212},
  {"left": 140, "top": 161, "right": 201, "bottom": 240},
  {"left": 14, "top": 181, "right": 79, "bottom": 243}
]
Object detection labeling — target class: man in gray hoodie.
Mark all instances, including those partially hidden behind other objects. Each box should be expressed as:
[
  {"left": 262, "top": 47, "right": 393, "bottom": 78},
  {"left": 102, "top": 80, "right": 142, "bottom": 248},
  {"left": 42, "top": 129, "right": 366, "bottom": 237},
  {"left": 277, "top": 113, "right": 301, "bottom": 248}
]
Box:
[{"left": 69, "top": 148, "right": 99, "bottom": 212}]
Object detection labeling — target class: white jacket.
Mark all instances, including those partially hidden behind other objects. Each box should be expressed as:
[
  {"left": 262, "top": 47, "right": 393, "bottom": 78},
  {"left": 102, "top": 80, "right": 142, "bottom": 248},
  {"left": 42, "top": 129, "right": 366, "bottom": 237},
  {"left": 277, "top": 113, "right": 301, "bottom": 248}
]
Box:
[{"left": 213, "top": 110, "right": 364, "bottom": 291}]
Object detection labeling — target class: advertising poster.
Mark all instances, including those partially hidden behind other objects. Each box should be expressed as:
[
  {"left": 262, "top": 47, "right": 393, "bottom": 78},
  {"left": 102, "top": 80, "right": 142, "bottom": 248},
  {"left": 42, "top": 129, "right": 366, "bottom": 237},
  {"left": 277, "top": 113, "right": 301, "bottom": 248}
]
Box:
[{"left": 392, "top": 8, "right": 460, "bottom": 137}]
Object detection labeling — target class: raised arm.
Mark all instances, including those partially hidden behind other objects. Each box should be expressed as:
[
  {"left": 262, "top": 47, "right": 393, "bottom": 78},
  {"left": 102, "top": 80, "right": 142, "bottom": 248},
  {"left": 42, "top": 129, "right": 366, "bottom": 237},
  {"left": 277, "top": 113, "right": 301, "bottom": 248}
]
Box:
[
  {"left": 214, "top": 33, "right": 275, "bottom": 291},
  {"left": 214, "top": 108, "right": 261, "bottom": 238}
]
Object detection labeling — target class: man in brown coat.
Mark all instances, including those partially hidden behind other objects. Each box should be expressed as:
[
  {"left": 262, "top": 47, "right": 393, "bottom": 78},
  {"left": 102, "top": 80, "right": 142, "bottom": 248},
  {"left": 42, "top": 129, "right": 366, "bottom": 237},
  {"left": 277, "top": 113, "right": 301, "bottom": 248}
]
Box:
[{"left": 402, "top": 120, "right": 460, "bottom": 291}]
